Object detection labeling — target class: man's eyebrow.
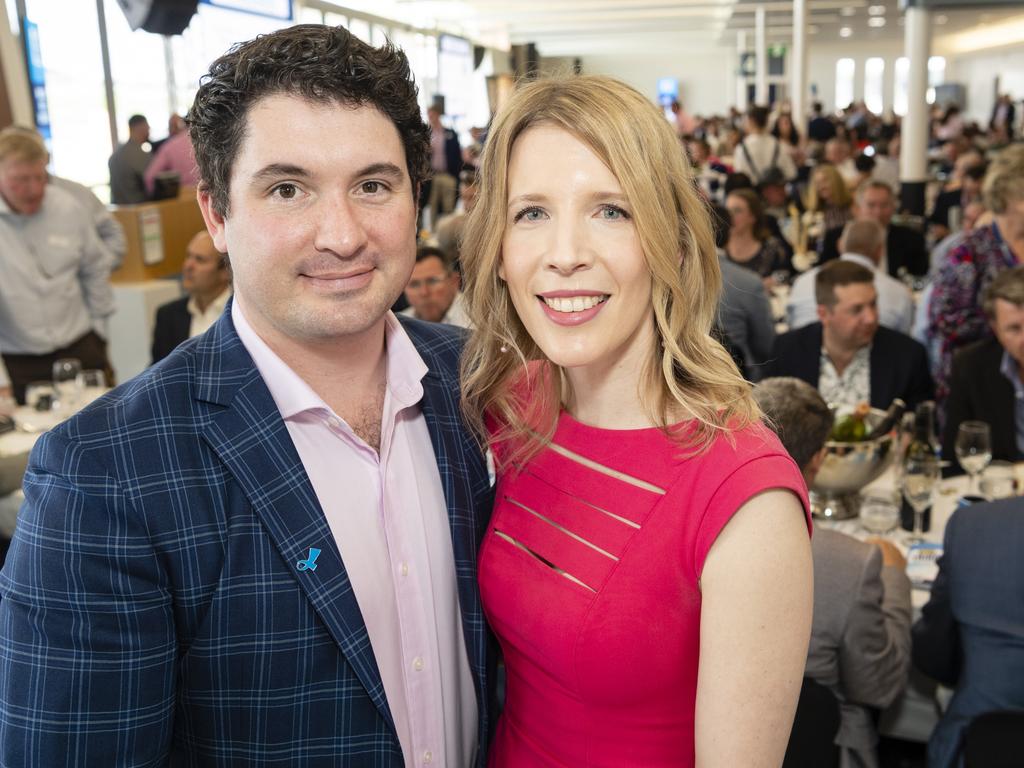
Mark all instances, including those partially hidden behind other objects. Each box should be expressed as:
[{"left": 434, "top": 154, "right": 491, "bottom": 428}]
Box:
[
  {"left": 356, "top": 162, "right": 406, "bottom": 180},
  {"left": 249, "top": 163, "right": 311, "bottom": 185}
]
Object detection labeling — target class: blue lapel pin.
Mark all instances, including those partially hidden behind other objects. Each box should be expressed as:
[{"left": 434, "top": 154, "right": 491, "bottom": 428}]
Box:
[{"left": 297, "top": 547, "right": 321, "bottom": 572}]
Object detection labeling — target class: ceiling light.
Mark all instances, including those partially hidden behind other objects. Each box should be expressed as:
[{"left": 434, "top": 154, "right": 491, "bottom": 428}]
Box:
[
  {"left": 868, "top": 5, "right": 886, "bottom": 15},
  {"left": 839, "top": 26, "right": 853, "bottom": 37},
  {"left": 868, "top": 17, "right": 886, "bottom": 27},
  {"left": 840, "top": 7, "right": 856, "bottom": 16}
]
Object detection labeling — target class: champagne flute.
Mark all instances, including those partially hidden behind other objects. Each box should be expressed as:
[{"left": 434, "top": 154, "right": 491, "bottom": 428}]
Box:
[
  {"left": 955, "top": 420, "right": 992, "bottom": 494},
  {"left": 52, "top": 357, "right": 82, "bottom": 411},
  {"left": 903, "top": 455, "right": 939, "bottom": 543}
]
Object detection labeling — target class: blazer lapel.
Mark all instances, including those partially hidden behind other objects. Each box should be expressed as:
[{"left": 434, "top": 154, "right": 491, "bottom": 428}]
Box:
[{"left": 193, "top": 310, "right": 396, "bottom": 735}]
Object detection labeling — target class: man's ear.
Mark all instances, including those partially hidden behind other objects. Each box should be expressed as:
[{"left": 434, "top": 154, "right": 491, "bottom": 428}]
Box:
[
  {"left": 816, "top": 304, "right": 828, "bottom": 325},
  {"left": 197, "top": 186, "right": 228, "bottom": 254}
]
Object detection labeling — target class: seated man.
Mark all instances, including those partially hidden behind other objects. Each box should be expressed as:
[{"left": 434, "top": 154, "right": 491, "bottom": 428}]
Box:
[
  {"left": 765, "top": 260, "right": 933, "bottom": 410},
  {"left": 399, "top": 246, "right": 469, "bottom": 327},
  {"left": 787, "top": 220, "right": 914, "bottom": 334},
  {"left": 151, "top": 231, "right": 231, "bottom": 363},
  {"left": 942, "top": 265, "right": 1024, "bottom": 468},
  {"left": 821, "top": 180, "right": 929, "bottom": 278},
  {"left": 913, "top": 495, "right": 1024, "bottom": 768},
  {"left": 754, "top": 377, "right": 912, "bottom": 768}
]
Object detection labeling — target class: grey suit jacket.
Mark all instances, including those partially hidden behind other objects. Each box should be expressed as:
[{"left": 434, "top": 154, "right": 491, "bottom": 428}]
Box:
[
  {"left": 717, "top": 255, "right": 775, "bottom": 381},
  {"left": 807, "top": 529, "right": 913, "bottom": 768}
]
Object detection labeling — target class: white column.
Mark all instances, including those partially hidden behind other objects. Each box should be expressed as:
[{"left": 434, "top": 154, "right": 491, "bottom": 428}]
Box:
[
  {"left": 755, "top": 6, "right": 767, "bottom": 105},
  {"left": 736, "top": 30, "right": 749, "bottom": 112},
  {"left": 791, "top": 0, "right": 808, "bottom": 133},
  {"left": 900, "top": 4, "right": 931, "bottom": 215}
]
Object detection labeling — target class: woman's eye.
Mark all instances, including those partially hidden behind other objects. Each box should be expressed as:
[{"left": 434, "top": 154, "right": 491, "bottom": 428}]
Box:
[
  {"left": 514, "top": 206, "right": 546, "bottom": 223},
  {"left": 599, "top": 205, "right": 630, "bottom": 221}
]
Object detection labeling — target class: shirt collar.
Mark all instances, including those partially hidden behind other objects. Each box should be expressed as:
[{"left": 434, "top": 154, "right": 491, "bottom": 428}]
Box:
[
  {"left": 187, "top": 287, "right": 232, "bottom": 319},
  {"left": 839, "top": 252, "right": 877, "bottom": 271},
  {"left": 232, "top": 300, "right": 428, "bottom": 421},
  {"left": 1000, "top": 349, "right": 1024, "bottom": 394}
]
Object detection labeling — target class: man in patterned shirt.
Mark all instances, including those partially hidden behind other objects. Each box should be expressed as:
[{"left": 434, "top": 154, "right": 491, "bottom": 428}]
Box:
[{"left": 766, "top": 260, "right": 934, "bottom": 410}]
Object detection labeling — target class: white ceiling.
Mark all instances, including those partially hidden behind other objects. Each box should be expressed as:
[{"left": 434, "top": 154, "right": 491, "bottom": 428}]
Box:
[{"left": 391, "top": 0, "right": 1024, "bottom": 57}]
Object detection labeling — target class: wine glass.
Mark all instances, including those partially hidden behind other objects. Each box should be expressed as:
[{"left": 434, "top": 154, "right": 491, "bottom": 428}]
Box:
[
  {"left": 955, "top": 420, "right": 992, "bottom": 494},
  {"left": 902, "top": 455, "right": 940, "bottom": 543},
  {"left": 24, "top": 381, "right": 57, "bottom": 413},
  {"left": 52, "top": 358, "right": 82, "bottom": 411},
  {"left": 76, "top": 369, "right": 107, "bottom": 405}
]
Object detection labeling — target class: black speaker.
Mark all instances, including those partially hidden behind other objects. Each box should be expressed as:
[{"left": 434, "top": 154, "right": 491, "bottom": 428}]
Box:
[{"left": 115, "top": 0, "right": 198, "bottom": 36}]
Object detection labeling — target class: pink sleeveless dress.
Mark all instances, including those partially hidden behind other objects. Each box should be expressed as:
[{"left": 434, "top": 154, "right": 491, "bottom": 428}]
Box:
[{"left": 479, "top": 412, "right": 810, "bottom": 767}]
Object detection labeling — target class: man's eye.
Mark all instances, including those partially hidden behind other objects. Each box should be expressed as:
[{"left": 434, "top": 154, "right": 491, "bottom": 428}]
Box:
[
  {"left": 361, "top": 181, "right": 385, "bottom": 194},
  {"left": 274, "top": 183, "right": 298, "bottom": 199}
]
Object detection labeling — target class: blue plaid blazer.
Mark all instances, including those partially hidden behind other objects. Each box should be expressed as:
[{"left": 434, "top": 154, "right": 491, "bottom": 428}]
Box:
[{"left": 0, "top": 310, "right": 494, "bottom": 767}]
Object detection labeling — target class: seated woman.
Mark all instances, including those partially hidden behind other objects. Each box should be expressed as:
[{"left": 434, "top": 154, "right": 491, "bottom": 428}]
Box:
[
  {"left": 724, "top": 187, "right": 793, "bottom": 281},
  {"left": 930, "top": 144, "right": 1024, "bottom": 407},
  {"left": 804, "top": 163, "right": 853, "bottom": 256},
  {"left": 460, "top": 74, "right": 813, "bottom": 767}
]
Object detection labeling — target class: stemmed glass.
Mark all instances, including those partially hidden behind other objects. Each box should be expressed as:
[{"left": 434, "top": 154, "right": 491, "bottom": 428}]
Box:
[
  {"left": 902, "top": 455, "right": 940, "bottom": 543},
  {"left": 955, "top": 420, "right": 992, "bottom": 494},
  {"left": 52, "top": 358, "right": 82, "bottom": 411}
]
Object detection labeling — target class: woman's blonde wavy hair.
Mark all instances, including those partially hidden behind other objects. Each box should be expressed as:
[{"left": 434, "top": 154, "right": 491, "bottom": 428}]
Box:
[
  {"left": 459, "top": 74, "right": 759, "bottom": 462},
  {"left": 805, "top": 163, "right": 853, "bottom": 212}
]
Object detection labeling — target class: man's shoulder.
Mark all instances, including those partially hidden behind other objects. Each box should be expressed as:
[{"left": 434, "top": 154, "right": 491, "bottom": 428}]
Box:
[
  {"left": 872, "top": 325, "right": 926, "bottom": 362},
  {"left": 813, "top": 528, "right": 876, "bottom": 571},
  {"left": 777, "top": 321, "right": 821, "bottom": 347},
  {"left": 396, "top": 315, "right": 467, "bottom": 375},
  {"left": 156, "top": 295, "right": 190, "bottom": 317},
  {"left": 718, "top": 256, "right": 763, "bottom": 290},
  {"left": 953, "top": 335, "right": 1003, "bottom": 369}
]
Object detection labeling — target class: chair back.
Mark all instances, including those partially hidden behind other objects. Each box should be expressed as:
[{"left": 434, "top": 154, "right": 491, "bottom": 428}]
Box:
[
  {"left": 963, "top": 710, "right": 1024, "bottom": 768},
  {"left": 782, "top": 677, "right": 841, "bottom": 768}
]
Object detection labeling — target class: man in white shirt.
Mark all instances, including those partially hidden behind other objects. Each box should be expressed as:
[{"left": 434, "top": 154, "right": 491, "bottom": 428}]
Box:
[
  {"left": 150, "top": 230, "right": 232, "bottom": 363},
  {"left": 732, "top": 105, "right": 797, "bottom": 184},
  {"left": 787, "top": 220, "right": 914, "bottom": 334},
  {"left": 400, "top": 246, "right": 470, "bottom": 328},
  {"left": 0, "top": 128, "right": 115, "bottom": 403}
]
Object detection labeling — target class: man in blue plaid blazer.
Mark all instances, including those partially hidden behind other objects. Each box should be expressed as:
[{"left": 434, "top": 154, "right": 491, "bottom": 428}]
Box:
[{"left": 0, "top": 25, "right": 494, "bottom": 767}]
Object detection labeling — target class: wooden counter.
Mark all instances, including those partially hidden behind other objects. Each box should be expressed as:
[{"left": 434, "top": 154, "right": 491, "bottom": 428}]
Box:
[{"left": 109, "top": 189, "right": 206, "bottom": 283}]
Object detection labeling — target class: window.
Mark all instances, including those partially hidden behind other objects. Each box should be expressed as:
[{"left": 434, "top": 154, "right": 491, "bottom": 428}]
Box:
[
  {"left": 927, "top": 55, "right": 946, "bottom": 105},
  {"left": 371, "top": 23, "right": 389, "bottom": 47},
  {"left": 864, "top": 57, "right": 884, "bottom": 115},
  {"left": 835, "top": 58, "right": 855, "bottom": 111},
  {"left": 348, "top": 17, "right": 370, "bottom": 43},
  {"left": 893, "top": 57, "right": 909, "bottom": 117},
  {"left": 298, "top": 7, "right": 323, "bottom": 23}
]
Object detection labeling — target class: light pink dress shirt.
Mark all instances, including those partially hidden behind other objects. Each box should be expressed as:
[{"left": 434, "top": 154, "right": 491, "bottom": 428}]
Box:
[
  {"left": 232, "top": 300, "right": 477, "bottom": 767},
  {"left": 144, "top": 131, "right": 200, "bottom": 194}
]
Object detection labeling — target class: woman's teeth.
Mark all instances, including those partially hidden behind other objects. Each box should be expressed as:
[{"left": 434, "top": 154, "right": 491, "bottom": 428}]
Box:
[{"left": 542, "top": 295, "right": 608, "bottom": 313}]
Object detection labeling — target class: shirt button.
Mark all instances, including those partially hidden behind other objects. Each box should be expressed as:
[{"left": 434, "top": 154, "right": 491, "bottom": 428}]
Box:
[
  {"left": 413, "top": 656, "right": 424, "bottom": 672},
  {"left": 423, "top": 751, "right": 433, "bottom": 764},
  {"left": 400, "top": 562, "right": 409, "bottom": 577}
]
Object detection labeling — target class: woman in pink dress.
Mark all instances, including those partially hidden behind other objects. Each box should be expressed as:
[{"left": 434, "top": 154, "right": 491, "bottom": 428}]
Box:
[{"left": 459, "top": 75, "right": 814, "bottom": 767}]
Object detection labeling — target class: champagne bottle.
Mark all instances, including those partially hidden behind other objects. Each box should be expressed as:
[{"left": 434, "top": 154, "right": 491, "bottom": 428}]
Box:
[
  {"left": 901, "top": 401, "right": 939, "bottom": 532},
  {"left": 865, "top": 398, "right": 907, "bottom": 441}
]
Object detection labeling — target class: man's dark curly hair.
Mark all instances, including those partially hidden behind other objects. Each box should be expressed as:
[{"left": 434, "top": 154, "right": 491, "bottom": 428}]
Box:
[{"left": 187, "top": 24, "right": 431, "bottom": 217}]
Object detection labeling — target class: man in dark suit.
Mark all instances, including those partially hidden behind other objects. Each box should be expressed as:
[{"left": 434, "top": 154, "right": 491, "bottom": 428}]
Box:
[
  {"left": 807, "top": 101, "right": 837, "bottom": 143},
  {"left": 913, "top": 496, "right": 1024, "bottom": 768},
  {"left": 0, "top": 25, "right": 493, "bottom": 767},
  {"left": 820, "top": 180, "right": 929, "bottom": 278},
  {"left": 942, "top": 266, "right": 1024, "bottom": 470},
  {"left": 765, "top": 259, "right": 934, "bottom": 410},
  {"left": 151, "top": 230, "right": 232, "bottom": 363},
  {"left": 421, "top": 104, "right": 463, "bottom": 227}
]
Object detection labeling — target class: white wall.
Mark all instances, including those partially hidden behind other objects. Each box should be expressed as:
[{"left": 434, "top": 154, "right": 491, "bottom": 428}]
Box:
[
  {"left": 581, "top": 49, "right": 736, "bottom": 117},
  {"left": 806, "top": 39, "right": 907, "bottom": 116},
  {"left": 943, "top": 46, "right": 1024, "bottom": 125}
]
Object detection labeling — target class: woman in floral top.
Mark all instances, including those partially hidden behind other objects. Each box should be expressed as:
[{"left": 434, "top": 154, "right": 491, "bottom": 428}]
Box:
[{"left": 929, "top": 145, "right": 1024, "bottom": 407}]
